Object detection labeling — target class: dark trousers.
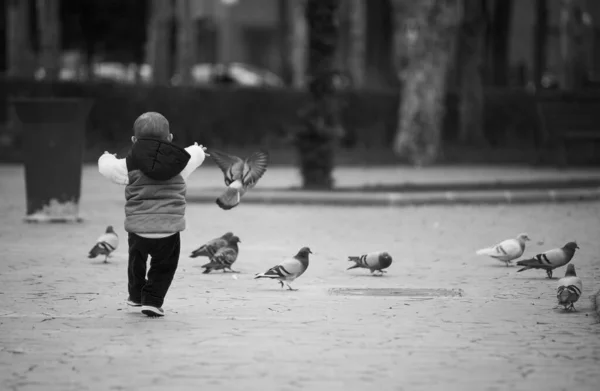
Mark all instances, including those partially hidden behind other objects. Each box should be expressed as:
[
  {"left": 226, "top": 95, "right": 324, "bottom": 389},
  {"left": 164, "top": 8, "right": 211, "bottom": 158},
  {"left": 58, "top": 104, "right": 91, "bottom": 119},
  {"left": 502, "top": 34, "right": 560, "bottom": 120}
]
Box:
[{"left": 128, "top": 232, "right": 180, "bottom": 308}]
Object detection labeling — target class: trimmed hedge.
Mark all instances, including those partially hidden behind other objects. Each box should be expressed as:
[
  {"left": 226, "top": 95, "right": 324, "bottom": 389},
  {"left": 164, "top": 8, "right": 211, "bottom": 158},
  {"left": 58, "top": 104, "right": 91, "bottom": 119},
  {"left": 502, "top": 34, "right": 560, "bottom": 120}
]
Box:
[{"left": 0, "top": 78, "right": 589, "bottom": 164}]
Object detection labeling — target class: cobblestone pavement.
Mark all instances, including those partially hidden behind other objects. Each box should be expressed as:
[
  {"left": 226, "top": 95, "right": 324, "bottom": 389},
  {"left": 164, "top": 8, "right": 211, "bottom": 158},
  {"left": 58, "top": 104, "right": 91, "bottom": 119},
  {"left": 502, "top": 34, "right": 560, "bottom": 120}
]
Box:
[{"left": 0, "top": 166, "right": 599, "bottom": 391}]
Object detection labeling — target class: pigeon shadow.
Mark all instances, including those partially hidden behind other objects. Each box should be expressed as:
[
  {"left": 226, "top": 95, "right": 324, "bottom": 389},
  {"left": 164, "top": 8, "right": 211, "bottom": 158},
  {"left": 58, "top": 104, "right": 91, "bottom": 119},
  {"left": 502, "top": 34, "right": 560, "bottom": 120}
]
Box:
[
  {"left": 89, "top": 260, "right": 117, "bottom": 266},
  {"left": 346, "top": 273, "right": 388, "bottom": 278}
]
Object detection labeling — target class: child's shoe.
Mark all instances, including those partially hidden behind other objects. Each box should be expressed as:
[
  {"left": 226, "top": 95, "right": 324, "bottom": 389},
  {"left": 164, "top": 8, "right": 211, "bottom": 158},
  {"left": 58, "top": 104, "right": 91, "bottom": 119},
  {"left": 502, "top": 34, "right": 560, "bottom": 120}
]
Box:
[
  {"left": 141, "top": 305, "right": 164, "bottom": 317},
  {"left": 126, "top": 297, "right": 142, "bottom": 307}
]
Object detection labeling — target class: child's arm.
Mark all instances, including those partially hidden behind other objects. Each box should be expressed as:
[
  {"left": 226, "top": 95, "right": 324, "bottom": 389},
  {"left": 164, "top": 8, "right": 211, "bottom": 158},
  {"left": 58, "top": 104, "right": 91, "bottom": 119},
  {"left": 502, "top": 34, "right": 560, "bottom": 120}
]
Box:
[
  {"left": 98, "top": 152, "right": 129, "bottom": 185},
  {"left": 179, "top": 143, "right": 207, "bottom": 181}
]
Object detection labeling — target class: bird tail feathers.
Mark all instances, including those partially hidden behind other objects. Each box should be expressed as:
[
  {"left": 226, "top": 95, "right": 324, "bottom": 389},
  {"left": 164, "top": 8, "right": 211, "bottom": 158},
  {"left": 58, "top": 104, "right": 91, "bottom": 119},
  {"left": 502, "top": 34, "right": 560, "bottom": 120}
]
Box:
[
  {"left": 347, "top": 256, "right": 361, "bottom": 270},
  {"left": 557, "top": 287, "right": 571, "bottom": 304},
  {"left": 516, "top": 258, "right": 536, "bottom": 267},
  {"left": 517, "top": 266, "right": 532, "bottom": 272},
  {"left": 475, "top": 247, "right": 495, "bottom": 256},
  {"left": 190, "top": 248, "right": 208, "bottom": 258},
  {"left": 88, "top": 243, "right": 104, "bottom": 258}
]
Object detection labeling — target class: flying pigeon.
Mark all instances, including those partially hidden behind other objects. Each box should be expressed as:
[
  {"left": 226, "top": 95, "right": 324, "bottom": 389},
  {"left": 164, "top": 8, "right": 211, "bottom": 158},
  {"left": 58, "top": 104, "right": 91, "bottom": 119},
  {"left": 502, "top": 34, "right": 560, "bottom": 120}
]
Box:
[
  {"left": 556, "top": 264, "right": 583, "bottom": 311},
  {"left": 190, "top": 232, "right": 234, "bottom": 258},
  {"left": 476, "top": 233, "right": 531, "bottom": 267},
  {"left": 200, "top": 235, "right": 241, "bottom": 274},
  {"left": 347, "top": 251, "right": 393, "bottom": 275},
  {"left": 209, "top": 149, "right": 269, "bottom": 210},
  {"left": 88, "top": 225, "right": 119, "bottom": 263},
  {"left": 516, "top": 241, "right": 579, "bottom": 279},
  {"left": 254, "top": 247, "right": 312, "bottom": 291}
]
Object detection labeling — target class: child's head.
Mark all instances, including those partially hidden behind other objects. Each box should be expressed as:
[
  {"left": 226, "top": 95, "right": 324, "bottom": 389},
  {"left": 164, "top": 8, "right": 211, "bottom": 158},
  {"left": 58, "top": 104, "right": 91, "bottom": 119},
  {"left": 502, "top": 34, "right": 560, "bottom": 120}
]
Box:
[{"left": 132, "top": 112, "right": 173, "bottom": 143}]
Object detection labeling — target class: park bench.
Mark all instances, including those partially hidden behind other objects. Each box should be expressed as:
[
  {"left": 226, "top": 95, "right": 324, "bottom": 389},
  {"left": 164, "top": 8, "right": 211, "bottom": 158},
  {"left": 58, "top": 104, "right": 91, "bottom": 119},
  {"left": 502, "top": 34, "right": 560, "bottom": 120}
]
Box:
[{"left": 536, "top": 95, "right": 600, "bottom": 166}]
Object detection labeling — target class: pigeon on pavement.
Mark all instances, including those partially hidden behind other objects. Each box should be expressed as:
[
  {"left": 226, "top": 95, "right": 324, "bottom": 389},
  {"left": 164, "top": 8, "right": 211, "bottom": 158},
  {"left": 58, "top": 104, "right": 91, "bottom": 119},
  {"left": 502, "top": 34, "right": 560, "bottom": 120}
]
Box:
[
  {"left": 347, "top": 251, "right": 393, "bottom": 275},
  {"left": 476, "top": 233, "right": 531, "bottom": 267},
  {"left": 556, "top": 264, "right": 583, "bottom": 311},
  {"left": 88, "top": 225, "right": 119, "bottom": 263},
  {"left": 210, "top": 149, "right": 269, "bottom": 210},
  {"left": 190, "top": 232, "right": 234, "bottom": 258},
  {"left": 516, "top": 241, "right": 579, "bottom": 279},
  {"left": 254, "top": 247, "right": 312, "bottom": 291},
  {"left": 201, "top": 235, "right": 241, "bottom": 274}
]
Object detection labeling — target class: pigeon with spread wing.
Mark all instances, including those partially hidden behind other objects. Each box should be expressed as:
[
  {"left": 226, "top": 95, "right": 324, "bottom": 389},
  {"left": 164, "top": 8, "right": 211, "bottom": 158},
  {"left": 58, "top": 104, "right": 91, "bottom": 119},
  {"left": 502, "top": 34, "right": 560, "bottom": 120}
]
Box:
[{"left": 210, "top": 149, "right": 270, "bottom": 210}]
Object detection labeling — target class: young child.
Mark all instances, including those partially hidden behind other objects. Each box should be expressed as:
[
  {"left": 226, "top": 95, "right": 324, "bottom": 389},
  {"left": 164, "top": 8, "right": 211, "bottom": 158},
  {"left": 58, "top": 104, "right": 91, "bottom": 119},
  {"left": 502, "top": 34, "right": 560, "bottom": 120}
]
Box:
[{"left": 98, "top": 112, "right": 206, "bottom": 317}]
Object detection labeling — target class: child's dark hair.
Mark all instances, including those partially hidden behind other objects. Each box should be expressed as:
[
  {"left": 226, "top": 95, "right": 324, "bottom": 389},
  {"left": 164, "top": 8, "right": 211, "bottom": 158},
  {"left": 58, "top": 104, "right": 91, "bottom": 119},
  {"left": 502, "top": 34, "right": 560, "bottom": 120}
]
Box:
[{"left": 133, "top": 112, "right": 170, "bottom": 141}]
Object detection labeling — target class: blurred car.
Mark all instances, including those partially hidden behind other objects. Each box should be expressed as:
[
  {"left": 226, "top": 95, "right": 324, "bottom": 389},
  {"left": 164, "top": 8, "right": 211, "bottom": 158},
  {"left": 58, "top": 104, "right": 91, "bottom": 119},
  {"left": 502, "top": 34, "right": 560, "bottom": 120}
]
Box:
[{"left": 170, "top": 62, "right": 284, "bottom": 88}]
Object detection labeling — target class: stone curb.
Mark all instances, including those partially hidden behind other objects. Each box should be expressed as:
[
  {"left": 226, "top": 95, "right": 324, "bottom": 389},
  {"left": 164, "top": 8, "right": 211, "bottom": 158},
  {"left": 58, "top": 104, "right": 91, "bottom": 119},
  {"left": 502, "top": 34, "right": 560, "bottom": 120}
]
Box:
[{"left": 187, "top": 187, "right": 600, "bottom": 207}]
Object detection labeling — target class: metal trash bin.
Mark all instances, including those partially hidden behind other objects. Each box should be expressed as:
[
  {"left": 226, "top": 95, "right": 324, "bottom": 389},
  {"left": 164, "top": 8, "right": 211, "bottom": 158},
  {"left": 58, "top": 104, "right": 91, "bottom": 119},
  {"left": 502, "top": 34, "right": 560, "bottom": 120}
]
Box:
[{"left": 10, "top": 98, "right": 93, "bottom": 223}]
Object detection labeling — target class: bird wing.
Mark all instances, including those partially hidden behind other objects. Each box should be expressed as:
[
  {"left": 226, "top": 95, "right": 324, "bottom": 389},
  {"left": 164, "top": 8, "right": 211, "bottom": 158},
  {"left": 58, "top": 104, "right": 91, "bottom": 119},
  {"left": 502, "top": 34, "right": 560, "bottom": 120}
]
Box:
[
  {"left": 96, "top": 232, "right": 119, "bottom": 251},
  {"left": 210, "top": 150, "right": 245, "bottom": 185},
  {"left": 476, "top": 238, "right": 522, "bottom": 260},
  {"left": 211, "top": 247, "right": 238, "bottom": 267},
  {"left": 242, "top": 150, "right": 269, "bottom": 187},
  {"left": 542, "top": 248, "right": 570, "bottom": 267},
  {"left": 261, "top": 257, "right": 307, "bottom": 280},
  {"left": 191, "top": 237, "right": 226, "bottom": 257}
]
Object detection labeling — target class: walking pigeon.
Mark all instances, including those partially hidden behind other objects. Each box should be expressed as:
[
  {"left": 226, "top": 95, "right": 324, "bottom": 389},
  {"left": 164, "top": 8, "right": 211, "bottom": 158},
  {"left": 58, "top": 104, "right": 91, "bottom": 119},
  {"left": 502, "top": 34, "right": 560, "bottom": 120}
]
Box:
[
  {"left": 209, "top": 149, "right": 269, "bottom": 210},
  {"left": 556, "top": 264, "right": 583, "bottom": 311},
  {"left": 190, "top": 232, "right": 234, "bottom": 258},
  {"left": 476, "top": 233, "right": 530, "bottom": 267},
  {"left": 88, "top": 225, "right": 119, "bottom": 263},
  {"left": 347, "top": 251, "right": 393, "bottom": 275},
  {"left": 254, "top": 247, "right": 312, "bottom": 291},
  {"left": 201, "top": 235, "right": 241, "bottom": 274},
  {"left": 516, "top": 241, "right": 579, "bottom": 279}
]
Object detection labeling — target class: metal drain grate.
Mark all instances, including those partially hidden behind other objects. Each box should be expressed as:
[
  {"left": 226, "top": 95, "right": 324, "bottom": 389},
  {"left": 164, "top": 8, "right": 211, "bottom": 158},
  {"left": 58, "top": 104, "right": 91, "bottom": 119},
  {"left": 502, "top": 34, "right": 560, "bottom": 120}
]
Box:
[{"left": 328, "top": 288, "right": 464, "bottom": 297}]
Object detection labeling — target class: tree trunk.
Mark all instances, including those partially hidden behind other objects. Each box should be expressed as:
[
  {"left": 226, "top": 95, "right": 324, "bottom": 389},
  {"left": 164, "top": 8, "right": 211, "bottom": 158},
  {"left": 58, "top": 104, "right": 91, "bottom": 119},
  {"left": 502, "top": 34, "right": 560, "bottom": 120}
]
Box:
[
  {"left": 489, "top": 0, "right": 513, "bottom": 86},
  {"left": 7, "top": 0, "right": 33, "bottom": 78},
  {"left": 346, "top": 0, "right": 366, "bottom": 88},
  {"left": 296, "top": 0, "right": 343, "bottom": 189},
  {"left": 559, "top": 0, "right": 587, "bottom": 91},
  {"left": 278, "top": 0, "right": 293, "bottom": 85},
  {"left": 391, "top": 0, "right": 461, "bottom": 166},
  {"left": 176, "top": 0, "right": 194, "bottom": 86},
  {"left": 146, "top": 0, "right": 173, "bottom": 85},
  {"left": 36, "top": 0, "right": 61, "bottom": 80},
  {"left": 289, "top": 0, "right": 308, "bottom": 88},
  {"left": 457, "top": 0, "right": 486, "bottom": 145},
  {"left": 533, "top": 0, "right": 548, "bottom": 90}
]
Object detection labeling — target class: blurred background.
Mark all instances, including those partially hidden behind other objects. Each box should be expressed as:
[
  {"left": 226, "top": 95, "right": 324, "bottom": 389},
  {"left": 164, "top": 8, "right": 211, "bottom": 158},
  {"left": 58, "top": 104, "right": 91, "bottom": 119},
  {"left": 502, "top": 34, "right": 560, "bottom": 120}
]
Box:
[{"left": 1, "top": 0, "right": 600, "bottom": 180}]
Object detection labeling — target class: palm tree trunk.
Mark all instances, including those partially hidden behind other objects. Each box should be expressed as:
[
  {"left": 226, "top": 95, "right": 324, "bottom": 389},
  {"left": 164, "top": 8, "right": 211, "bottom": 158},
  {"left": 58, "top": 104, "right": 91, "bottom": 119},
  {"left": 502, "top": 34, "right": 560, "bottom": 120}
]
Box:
[
  {"left": 176, "top": 0, "right": 194, "bottom": 86},
  {"left": 346, "top": 0, "right": 366, "bottom": 88},
  {"left": 7, "top": 0, "right": 33, "bottom": 78},
  {"left": 289, "top": 0, "right": 308, "bottom": 88},
  {"left": 391, "top": 0, "right": 461, "bottom": 166},
  {"left": 457, "top": 0, "right": 486, "bottom": 145},
  {"left": 296, "top": 0, "right": 343, "bottom": 189},
  {"left": 36, "top": 0, "right": 61, "bottom": 80},
  {"left": 146, "top": 0, "right": 173, "bottom": 85}
]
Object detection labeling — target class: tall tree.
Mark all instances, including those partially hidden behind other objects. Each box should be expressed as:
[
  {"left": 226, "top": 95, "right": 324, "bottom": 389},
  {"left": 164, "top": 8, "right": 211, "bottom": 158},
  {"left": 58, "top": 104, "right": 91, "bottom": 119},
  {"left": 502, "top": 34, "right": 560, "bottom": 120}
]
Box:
[
  {"left": 488, "top": 0, "right": 513, "bottom": 86},
  {"left": 346, "top": 0, "right": 366, "bottom": 88},
  {"left": 456, "top": 0, "right": 486, "bottom": 144},
  {"left": 146, "top": 0, "right": 173, "bottom": 85},
  {"left": 533, "top": 0, "right": 548, "bottom": 90},
  {"left": 289, "top": 0, "right": 308, "bottom": 88},
  {"left": 559, "top": 0, "right": 587, "bottom": 91},
  {"left": 36, "top": 0, "right": 61, "bottom": 80},
  {"left": 7, "top": 0, "right": 34, "bottom": 78},
  {"left": 296, "top": 0, "right": 344, "bottom": 189},
  {"left": 175, "top": 0, "right": 194, "bottom": 86},
  {"left": 391, "top": 0, "right": 461, "bottom": 166}
]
